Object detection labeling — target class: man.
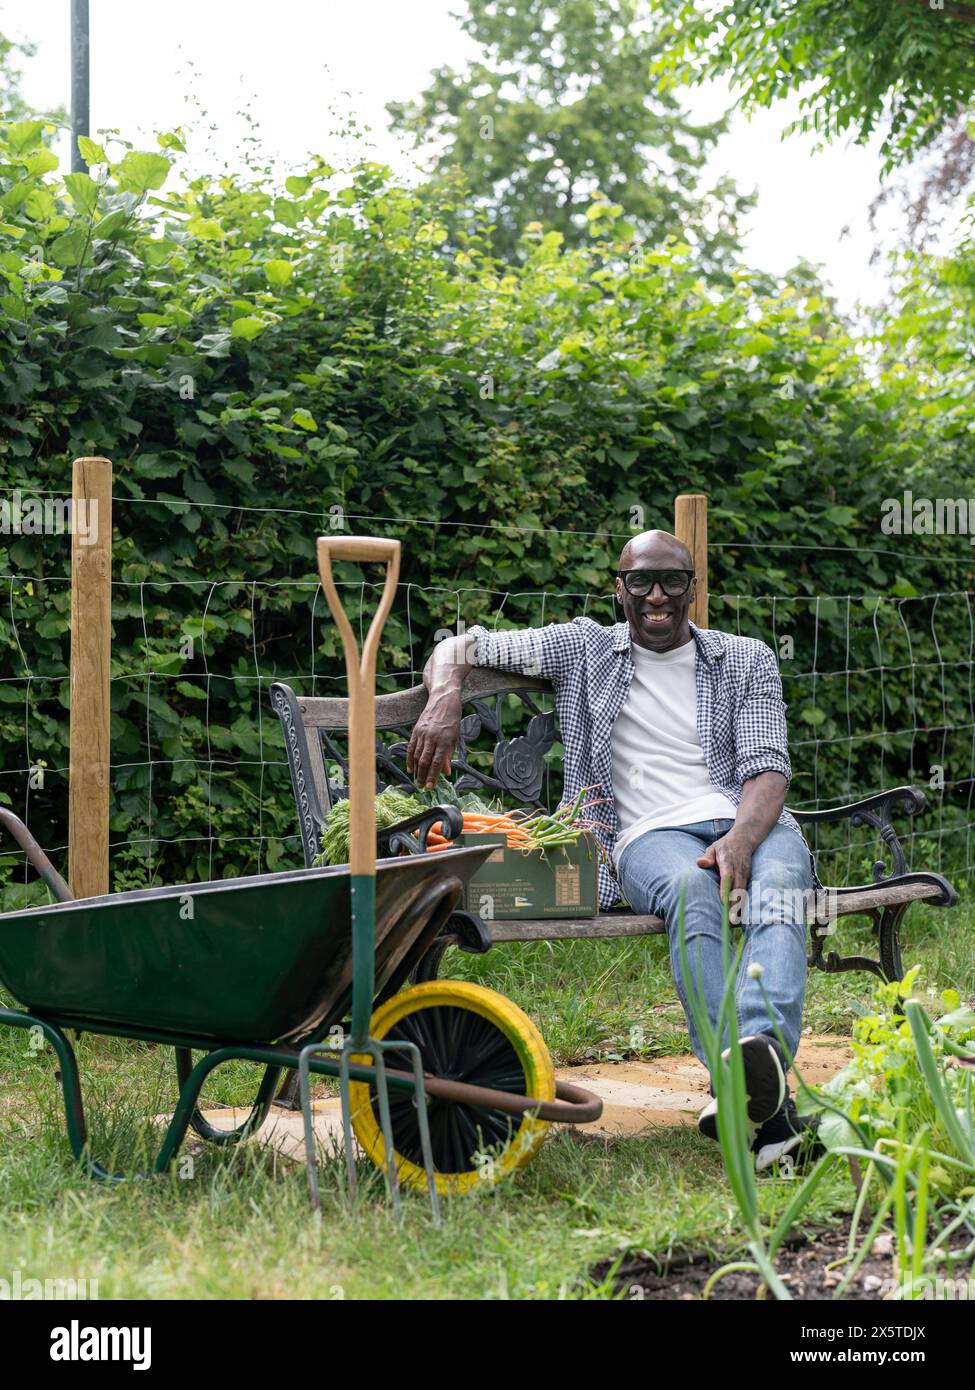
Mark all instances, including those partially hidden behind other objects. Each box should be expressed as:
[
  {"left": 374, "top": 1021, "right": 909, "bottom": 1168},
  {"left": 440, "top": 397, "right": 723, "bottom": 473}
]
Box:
[{"left": 406, "top": 529, "right": 822, "bottom": 1172}]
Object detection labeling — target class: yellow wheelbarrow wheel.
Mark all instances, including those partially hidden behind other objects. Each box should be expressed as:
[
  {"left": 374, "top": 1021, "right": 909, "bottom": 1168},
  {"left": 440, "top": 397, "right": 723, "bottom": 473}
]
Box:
[{"left": 349, "top": 980, "right": 555, "bottom": 1195}]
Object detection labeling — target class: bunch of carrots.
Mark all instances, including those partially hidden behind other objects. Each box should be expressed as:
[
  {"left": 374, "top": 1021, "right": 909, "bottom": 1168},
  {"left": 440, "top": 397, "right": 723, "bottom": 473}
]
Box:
[
  {"left": 423, "top": 786, "right": 608, "bottom": 854},
  {"left": 314, "top": 782, "right": 610, "bottom": 865},
  {"left": 424, "top": 811, "right": 533, "bottom": 852}
]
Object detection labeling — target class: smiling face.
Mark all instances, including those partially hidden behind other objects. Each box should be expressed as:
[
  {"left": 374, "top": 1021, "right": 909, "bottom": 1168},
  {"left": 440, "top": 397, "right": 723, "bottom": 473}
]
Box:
[{"left": 615, "top": 530, "right": 696, "bottom": 652}]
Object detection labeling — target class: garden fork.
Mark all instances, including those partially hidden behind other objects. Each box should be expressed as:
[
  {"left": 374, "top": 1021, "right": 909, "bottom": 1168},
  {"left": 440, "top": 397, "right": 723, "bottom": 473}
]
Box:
[{"left": 298, "top": 534, "right": 441, "bottom": 1222}]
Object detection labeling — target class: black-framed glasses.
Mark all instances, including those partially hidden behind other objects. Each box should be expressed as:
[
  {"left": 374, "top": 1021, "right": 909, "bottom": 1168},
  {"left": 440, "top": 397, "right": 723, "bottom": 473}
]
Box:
[{"left": 617, "top": 569, "right": 694, "bottom": 597}]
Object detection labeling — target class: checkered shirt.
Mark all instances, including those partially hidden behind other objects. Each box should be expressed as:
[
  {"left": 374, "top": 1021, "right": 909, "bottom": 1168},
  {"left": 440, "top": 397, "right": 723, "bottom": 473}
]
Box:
[{"left": 466, "top": 618, "right": 809, "bottom": 910}]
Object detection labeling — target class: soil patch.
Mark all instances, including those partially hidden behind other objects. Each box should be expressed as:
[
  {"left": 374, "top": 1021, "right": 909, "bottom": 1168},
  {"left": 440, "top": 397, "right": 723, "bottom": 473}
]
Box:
[
  {"left": 597, "top": 1226, "right": 895, "bottom": 1300},
  {"left": 599, "top": 1222, "right": 975, "bottom": 1300}
]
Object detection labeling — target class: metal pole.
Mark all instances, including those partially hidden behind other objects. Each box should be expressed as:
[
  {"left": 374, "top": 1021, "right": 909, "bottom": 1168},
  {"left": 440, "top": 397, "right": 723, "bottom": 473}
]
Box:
[{"left": 70, "top": 0, "right": 90, "bottom": 173}]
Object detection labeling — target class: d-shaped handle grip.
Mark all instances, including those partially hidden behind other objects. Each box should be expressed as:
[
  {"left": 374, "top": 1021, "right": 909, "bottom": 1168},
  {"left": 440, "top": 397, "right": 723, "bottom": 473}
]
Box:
[
  {"left": 316, "top": 535, "right": 401, "bottom": 876},
  {"left": 317, "top": 536, "right": 401, "bottom": 570}
]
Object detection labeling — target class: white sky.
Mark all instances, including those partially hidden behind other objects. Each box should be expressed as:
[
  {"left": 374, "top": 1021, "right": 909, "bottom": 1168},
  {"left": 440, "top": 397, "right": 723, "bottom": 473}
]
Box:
[{"left": 0, "top": 0, "right": 951, "bottom": 315}]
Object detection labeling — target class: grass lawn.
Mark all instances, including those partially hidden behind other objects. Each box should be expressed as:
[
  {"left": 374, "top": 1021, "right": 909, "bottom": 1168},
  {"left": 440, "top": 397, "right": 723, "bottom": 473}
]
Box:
[{"left": 1, "top": 898, "right": 972, "bottom": 1300}]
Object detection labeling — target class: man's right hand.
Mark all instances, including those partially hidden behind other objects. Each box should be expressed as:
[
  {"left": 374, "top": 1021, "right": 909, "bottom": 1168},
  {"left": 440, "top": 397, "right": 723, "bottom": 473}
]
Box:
[{"left": 406, "top": 692, "right": 463, "bottom": 790}]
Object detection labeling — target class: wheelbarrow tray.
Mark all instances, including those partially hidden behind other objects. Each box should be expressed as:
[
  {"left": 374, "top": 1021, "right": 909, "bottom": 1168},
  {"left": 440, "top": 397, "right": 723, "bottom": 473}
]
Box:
[{"left": 0, "top": 846, "right": 492, "bottom": 1046}]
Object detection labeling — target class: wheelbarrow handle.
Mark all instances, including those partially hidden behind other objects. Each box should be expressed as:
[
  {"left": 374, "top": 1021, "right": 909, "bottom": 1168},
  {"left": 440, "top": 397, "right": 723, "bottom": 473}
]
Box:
[
  {"left": 337, "top": 1058, "right": 604, "bottom": 1126},
  {"left": 417, "top": 1073, "right": 604, "bottom": 1125},
  {"left": 0, "top": 807, "right": 74, "bottom": 903},
  {"left": 316, "top": 535, "right": 401, "bottom": 877}
]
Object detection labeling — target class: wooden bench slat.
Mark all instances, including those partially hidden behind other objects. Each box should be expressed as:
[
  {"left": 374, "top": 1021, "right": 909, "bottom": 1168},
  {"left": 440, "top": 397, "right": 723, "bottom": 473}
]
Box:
[
  {"left": 296, "top": 669, "right": 551, "bottom": 732},
  {"left": 488, "top": 913, "right": 665, "bottom": 942},
  {"left": 482, "top": 881, "right": 946, "bottom": 945},
  {"left": 829, "top": 881, "right": 946, "bottom": 914}
]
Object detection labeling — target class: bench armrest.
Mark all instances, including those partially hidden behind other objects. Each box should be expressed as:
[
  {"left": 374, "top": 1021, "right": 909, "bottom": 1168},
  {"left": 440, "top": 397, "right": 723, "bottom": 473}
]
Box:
[
  {"left": 789, "top": 784, "right": 923, "bottom": 879},
  {"left": 788, "top": 784, "right": 925, "bottom": 831},
  {"left": 379, "top": 804, "right": 464, "bottom": 856},
  {"left": 790, "top": 785, "right": 956, "bottom": 905}
]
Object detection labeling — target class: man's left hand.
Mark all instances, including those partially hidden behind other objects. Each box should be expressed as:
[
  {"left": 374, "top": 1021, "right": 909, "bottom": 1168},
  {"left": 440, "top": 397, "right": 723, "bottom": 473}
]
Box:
[{"left": 697, "top": 831, "right": 753, "bottom": 923}]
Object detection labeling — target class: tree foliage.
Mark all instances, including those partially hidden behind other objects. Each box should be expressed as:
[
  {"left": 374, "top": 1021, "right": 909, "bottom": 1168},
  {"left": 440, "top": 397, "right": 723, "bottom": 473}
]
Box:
[
  {"left": 661, "top": 0, "right": 975, "bottom": 171},
  {"left": 0, "top": 30, "right": 65, "bottom": 129},
  {"left": 388, "top": 0, "right": 753, "bottom": 271}
]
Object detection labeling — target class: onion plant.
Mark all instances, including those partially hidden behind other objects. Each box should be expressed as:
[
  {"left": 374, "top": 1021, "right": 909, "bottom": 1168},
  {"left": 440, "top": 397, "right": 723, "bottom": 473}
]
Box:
[
  {"left": 675, "top": 891, "right": 975, "bottom": 1299},
  {"left": 673, "top": 887, "right": 839, "bottom": 1300}
]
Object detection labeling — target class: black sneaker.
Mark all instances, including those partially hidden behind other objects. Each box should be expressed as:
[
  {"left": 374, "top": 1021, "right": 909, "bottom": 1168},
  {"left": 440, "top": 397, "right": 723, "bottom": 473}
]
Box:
[
  {"left": 752, "top": 1097, "right": 826, "bottom": 1176},
  {"left": 698, "top": 1033, "right": 788, "bottom": 1142}
]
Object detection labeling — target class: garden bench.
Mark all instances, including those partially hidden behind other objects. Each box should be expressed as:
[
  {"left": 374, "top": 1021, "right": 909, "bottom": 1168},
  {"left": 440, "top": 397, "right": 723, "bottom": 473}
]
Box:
[{"left": 270, "top": 668, "right": 957, "bottom": 986}]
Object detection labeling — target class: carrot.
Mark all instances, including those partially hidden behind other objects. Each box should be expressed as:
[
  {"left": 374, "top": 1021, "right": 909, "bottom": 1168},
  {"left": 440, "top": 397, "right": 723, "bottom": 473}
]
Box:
[
  {"left": 461, "top": 817, "right": 525, "bottom": 828},
  {"left": 422, "top": 807, "right": 558, "bottom": 853},
  {"left": 460, "top": 818, "right": 518, "bottom": 830}
]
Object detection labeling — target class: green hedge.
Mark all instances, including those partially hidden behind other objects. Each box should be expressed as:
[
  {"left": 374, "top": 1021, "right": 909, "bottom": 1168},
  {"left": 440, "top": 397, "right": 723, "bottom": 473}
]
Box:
[{"left": 0, "top": 118, "right": 970, "bottom": 896}]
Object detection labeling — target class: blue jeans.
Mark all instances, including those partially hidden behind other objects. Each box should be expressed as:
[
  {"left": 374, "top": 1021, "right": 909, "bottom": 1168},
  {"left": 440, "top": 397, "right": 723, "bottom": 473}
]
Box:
[{"left": 617, "top": 819, "right": 812, "bottom": 1071}]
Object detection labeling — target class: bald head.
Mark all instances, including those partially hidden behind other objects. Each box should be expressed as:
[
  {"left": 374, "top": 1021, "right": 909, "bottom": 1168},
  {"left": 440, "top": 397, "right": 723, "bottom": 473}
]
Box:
[
  {"left": 615, "top": 529, "right": 696, "bottom": 652},
  {"left": 619, "top": 530, "right": 692, "bottom": 571}
]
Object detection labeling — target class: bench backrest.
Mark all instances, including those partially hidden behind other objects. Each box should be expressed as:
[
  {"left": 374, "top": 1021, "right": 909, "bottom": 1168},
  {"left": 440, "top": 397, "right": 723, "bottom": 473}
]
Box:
[{"left": 270, "top": 672, "right": 558, "bottom": 868}]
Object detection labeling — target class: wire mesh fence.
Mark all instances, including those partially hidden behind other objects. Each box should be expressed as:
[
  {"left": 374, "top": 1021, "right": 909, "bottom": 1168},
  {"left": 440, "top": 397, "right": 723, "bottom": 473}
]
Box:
[{"left": 0, "top": 499, "right": 971, "bottom": 903}]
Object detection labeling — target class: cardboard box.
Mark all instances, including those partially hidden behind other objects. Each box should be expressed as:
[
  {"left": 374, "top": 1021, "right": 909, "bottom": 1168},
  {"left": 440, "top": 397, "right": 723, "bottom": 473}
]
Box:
[{"left": 459, "top": 831, "right": 599, "bottom": 920}]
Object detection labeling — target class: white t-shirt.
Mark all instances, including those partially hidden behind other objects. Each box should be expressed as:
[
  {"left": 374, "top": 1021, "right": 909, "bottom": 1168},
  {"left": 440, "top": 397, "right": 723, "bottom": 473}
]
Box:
[{"left": 611, "top": 638, "right": 737, "bottom": 865}]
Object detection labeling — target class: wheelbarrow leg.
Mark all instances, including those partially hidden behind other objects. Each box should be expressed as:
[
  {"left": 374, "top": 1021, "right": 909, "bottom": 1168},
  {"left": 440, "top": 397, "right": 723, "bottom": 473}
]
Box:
[
  {"left": 173, "top": 1048, "right": 283, "bottom": 1143},
  {"left": 272, "top": 1071, "right": 301, "bottom": 1110},
  {"left": 156, "top": 1046, "right": 266, "bottom": 1173},
  {"left": 0, "top": 1007, "right": 211, "bottom": 1183},
  {"left": 0, "top": 1009, "right": 102, "bottom": 1176}
]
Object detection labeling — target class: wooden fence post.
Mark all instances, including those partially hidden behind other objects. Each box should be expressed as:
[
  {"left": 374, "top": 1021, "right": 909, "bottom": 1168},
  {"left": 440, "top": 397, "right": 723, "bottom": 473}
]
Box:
[
  {"left": 69, "top": 456, "right": 112, "bottom": 898},
  {"left": 675, "top": 493, "right": 708, "bottom": 629}
]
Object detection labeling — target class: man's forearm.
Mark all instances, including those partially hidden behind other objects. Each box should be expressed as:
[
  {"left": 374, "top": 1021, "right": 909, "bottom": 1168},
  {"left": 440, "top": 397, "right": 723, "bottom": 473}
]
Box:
[
  {"left": 407, "top": 635, "right": 478, "bottom": 787},
  {"left": 732, "top": 771, "right": 789, "bottom": 851},
  {"left": 422, "top": 633, "right": 476, "bottom": 701}
]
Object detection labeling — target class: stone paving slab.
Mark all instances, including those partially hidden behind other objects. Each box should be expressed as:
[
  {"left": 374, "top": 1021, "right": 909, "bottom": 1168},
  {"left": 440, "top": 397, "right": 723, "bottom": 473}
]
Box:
[
  {"left": 563, "top": 1034, "right": 853, "bottom": 1137},
  {"left": 181, "top": 1033, "right": 852, "bottom": 1158}
]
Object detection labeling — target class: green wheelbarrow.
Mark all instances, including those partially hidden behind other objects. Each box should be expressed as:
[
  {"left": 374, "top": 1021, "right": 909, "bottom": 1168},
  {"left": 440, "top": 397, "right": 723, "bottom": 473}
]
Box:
[{"left": 0, "top": 536, "right": 601, "bottom": 1218}]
